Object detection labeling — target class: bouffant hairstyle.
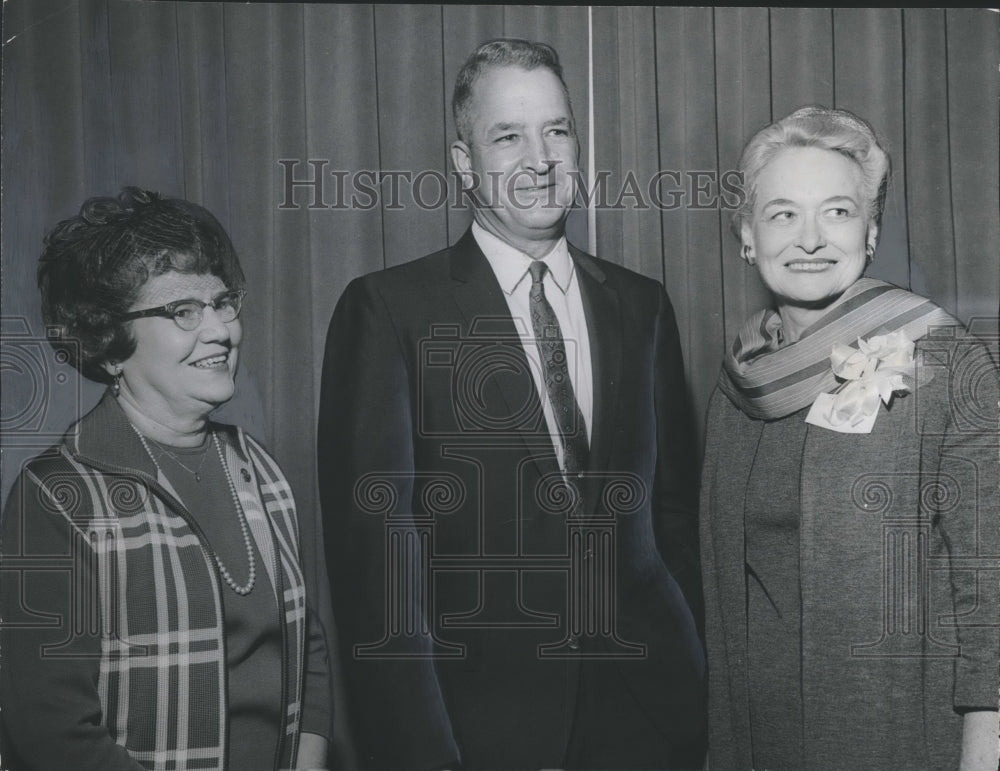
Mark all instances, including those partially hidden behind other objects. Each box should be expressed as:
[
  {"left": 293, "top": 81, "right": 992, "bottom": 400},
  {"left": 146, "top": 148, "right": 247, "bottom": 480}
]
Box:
[
  {"left": 731, "top": 105, "right": 891, "bottom": 237},
  {"left": 37, "top": 187, "right": 245, "bottom": 383},
  {"left": 452, "top": 38, "right": 573, "bottom": 143}
]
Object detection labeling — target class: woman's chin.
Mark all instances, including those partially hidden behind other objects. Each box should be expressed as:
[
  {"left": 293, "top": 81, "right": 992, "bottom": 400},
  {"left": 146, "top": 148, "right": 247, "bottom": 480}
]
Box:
[
  {"left": 773, "top": 284, "right": 852, "bottom": 310},
  {"left": 207, "top": 385, "right": 236, "bottom": 410},
  {"left": 189, "top": 380, "right": 236, "bottom": 415}
]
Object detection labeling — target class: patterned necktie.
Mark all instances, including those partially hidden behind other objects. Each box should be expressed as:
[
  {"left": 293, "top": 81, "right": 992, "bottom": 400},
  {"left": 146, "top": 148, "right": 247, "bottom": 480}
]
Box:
[{"left": 527, "top": 260, "right": 590, "bottom": 476}]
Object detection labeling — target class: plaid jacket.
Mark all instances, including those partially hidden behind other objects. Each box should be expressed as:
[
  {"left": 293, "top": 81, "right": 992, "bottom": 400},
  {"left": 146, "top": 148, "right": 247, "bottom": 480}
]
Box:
[{"left": 1, "top": 394, "right": 310, "bottom": 770}]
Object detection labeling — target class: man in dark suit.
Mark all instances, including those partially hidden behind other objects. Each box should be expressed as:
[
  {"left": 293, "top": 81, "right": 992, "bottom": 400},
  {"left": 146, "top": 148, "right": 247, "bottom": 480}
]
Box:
[{"left": 318, "top": 39, "right": 705, "bottom": 770}]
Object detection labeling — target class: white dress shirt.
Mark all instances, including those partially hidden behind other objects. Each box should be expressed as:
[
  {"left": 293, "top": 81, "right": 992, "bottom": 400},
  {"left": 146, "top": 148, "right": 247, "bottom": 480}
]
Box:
[{"left": 472, "top": 222, "right": 594, "bottom": 471}]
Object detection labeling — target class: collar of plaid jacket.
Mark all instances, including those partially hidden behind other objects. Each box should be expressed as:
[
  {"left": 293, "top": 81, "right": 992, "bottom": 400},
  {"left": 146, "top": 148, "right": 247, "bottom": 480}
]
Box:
[{"left": 65, "top": 389, "right": 247, "bottom": 476}]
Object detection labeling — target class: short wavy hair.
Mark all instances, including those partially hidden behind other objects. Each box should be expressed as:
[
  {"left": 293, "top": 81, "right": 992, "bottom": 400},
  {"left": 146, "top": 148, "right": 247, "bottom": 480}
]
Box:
[
  {"left": 731, "top": 106, "right": 891, "bottom": 237},
  {"left": 37, "top": 187, "right": 246, "bottom": 383},
  {"left": 452, "top": 38, "right": 573, "bottom": 143}
]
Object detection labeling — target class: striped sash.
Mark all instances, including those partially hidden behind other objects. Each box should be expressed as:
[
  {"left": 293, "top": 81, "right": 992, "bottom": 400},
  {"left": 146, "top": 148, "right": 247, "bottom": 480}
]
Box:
[{"left": 719, "top": 279, "right": 958, "bottom": 420}]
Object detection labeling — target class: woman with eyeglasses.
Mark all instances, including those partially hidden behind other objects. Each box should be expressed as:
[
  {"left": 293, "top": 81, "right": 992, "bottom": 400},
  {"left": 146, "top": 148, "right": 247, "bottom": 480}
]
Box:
[{"left": 0, "top": 188, "right": 331, "bottom": 770}]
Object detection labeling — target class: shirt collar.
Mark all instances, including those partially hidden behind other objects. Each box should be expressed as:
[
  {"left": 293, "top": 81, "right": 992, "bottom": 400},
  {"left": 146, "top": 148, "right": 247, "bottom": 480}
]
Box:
[{"left": 472, "top": 221, "right": 574, "bottom": 296}]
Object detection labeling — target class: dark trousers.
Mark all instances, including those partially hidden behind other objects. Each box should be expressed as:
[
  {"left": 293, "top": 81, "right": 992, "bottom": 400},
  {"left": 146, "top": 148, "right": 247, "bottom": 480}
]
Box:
[{"left": 563, "top": 660, "right": 705, "bottom": 771}]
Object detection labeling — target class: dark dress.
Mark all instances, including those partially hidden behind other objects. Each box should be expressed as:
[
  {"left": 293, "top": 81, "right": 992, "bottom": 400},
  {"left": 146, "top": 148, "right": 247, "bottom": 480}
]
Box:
[
  {"left": 743, "top": 412, "right": 808, "bottom": 769},
  {"left": 152, "top": 439, "right": 285, "bottom": 770}
]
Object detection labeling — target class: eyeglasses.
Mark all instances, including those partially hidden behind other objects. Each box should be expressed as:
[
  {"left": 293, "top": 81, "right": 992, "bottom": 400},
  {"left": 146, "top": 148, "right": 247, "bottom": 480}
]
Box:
[{"left": 121, "top": 289, "right": 246, "bottom": 331}]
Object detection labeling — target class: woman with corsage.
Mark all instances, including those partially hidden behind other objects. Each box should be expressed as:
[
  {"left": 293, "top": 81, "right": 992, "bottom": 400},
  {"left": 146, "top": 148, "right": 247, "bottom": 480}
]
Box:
[
  {"left": 700, "top": 107, "right": 999, "bottom": 770},
  {"left": 0, "top": 188, "right": 332, "bottom": 770}
]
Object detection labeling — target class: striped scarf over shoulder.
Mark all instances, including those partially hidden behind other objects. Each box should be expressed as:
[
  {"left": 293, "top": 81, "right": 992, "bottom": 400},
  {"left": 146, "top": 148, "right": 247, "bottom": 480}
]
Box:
[{"left": 719, "top": 278, "right": 958, "bottom": 420}]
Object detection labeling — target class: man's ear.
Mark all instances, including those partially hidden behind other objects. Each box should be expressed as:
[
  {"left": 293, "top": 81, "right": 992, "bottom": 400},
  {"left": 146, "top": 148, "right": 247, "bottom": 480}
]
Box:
[
  {"left": 451, "top": 139, "right": 472, "bottom": 175},
  {"left": 451, "top": 140, "right": 480, "bottom": 201}
]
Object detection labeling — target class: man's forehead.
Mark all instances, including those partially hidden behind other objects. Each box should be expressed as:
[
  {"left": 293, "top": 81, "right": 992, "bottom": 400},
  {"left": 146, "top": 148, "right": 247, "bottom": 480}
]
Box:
[
  {"left": 487, "top": 115, "right": 572, "bottom": 132},
  {"left": 473, "top": 64, "right": 562, "bottom": 94},
  {"left": 468, "top": 66, "right": 572, "bottom": 122}
]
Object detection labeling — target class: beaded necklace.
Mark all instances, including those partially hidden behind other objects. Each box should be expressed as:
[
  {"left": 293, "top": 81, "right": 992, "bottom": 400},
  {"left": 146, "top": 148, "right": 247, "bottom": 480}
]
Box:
[{"left": 134, "top": 428, "right": 256, "bottom": 596}]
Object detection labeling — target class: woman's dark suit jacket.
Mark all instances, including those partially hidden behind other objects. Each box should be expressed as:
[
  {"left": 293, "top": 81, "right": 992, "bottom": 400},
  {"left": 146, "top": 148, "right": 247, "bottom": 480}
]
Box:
[{"left": 701, "top": 331, "right": 1000, "bottom": 769}]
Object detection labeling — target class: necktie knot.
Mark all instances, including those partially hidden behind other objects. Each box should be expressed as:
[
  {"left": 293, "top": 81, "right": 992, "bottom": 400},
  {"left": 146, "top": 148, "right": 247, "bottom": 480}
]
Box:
[{"left": 528, "top": 260, "right": 548, "bottom": 286}]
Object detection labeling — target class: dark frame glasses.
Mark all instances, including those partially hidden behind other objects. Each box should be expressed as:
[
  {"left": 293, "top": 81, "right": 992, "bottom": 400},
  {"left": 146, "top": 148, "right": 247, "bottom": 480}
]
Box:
[{"left": 120, "top": 289, "right": 246, "bottom": 331}]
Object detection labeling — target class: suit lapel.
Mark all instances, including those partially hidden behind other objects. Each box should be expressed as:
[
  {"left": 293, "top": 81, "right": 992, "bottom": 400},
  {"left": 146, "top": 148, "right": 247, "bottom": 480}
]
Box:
[
  {"left": 448, "top": 230, "right": 561, "bottom": 480},
  {"left": 447, "top": 231, "right": 623, "bottom": 504},
  {"left": 572, "top": 247, "right": 622, "bottom": 515}
]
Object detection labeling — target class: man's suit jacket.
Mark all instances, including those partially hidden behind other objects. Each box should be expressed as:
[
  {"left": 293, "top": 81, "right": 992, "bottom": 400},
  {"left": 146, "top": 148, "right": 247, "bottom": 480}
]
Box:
[{"left": 319, "top": 229, "right": 705, "bottom": 770}]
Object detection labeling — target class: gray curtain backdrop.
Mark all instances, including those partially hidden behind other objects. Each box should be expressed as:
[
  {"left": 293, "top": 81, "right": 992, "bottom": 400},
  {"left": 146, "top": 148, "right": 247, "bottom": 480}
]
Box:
[
  {"left": 2, "top": 3, "right": 997, "bottom": 767},
  {"left": 592, "top": 6, "right": 1000, "bottom": 434}
]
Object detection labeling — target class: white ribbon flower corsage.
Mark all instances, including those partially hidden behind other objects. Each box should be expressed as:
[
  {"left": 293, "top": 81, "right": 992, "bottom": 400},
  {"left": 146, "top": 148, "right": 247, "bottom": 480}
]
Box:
[{"left": 806, "top": 330, "right": 916, "bottom": 433}]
